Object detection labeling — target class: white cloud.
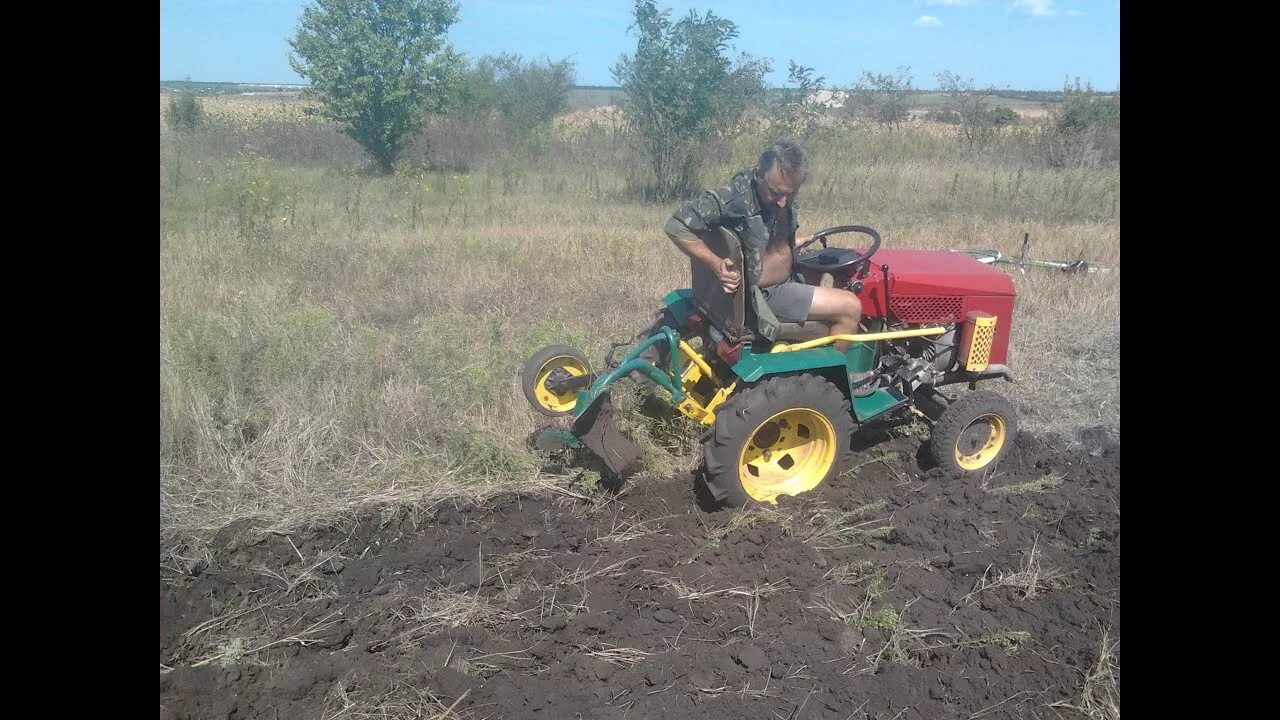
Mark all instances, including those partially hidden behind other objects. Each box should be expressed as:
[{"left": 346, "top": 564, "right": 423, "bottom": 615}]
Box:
[
  {"left": 925, "top": 0, "right": 976, "bottom": 6},
  {"left": 1009, "top": 0, "right": 1056, "bottom": 16},
  {"left": 914, "top": 15, "right": 944, "bottom": 27},
  {"left": 1066, "top": 9, "right": 1085, "bottom": 15}
]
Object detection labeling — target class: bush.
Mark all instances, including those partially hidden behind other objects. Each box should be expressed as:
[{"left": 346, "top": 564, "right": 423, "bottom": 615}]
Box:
[
  {"left": 925, "top": 108, "right": 961, "bottom": 124},
  {"left": 987, "top": 105, "right": 1019, "bottom": 127},
  {"left": 1035, "top": 79, "right": 1120, "bottom": 168},
  {"left": 166, "top": 91, "right": 204, "bottom": 131},
  {"left": 1055, "top": 80, "right": 1119, "bottom": 133},
  {"left": 611, "top": 0, "right": 769, "bottom": 201},
  {"left": 457, "top": 54, "right": 575, "bottom": 140},
  {"left": 769, "top": 61, "right": 829, "bottom": 140},
  {"left": 850, "top": 66, "right": 916, "bottom": 131}
]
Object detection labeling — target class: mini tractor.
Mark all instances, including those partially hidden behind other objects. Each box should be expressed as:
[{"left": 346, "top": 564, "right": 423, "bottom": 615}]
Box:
[{"left": 521, "top": 226, "right": 1018, "bottom": 507}]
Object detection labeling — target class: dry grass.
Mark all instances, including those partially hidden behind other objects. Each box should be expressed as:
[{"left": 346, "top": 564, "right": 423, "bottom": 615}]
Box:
[
  {"left": 787, "top": 500, "right": 894, "bottom": 550},
  {"left": 1050, "top": 627, "right": 1120, "bottom": 720},
  {"left": 160, "top": 94, "right": 1118, "bottom": 543},
  {"left": 661, "top": 576, "right": 790, "bottom": 602},
  {"left": 822, "top": 560, "right": 879, "bottom": 586},
  {"left": 385, "top": 588, "right": 516, "bottom": 646},
  {"left": 591, "top": 514, "right": 670, "bottom": 544},
  {"left": 324, "top": 680, "right": 474, "bottom": 720},
  {"left": 575, "top": 644, "right": 652, "bottom": 667},
  {"left": 957, "top": 629, "right": 1033, "bottom": 653},
  {"left": 962, "top": 536, "right": 1070, "bottom": 604},
  {"left": 190, "top": 607, "right": 347, "bottom": 668},
  {"left": 991, "top": 473, "right": 1066, "bottom": 495},
  {"left": 178, "top": 590, "right": 348, "bottom": 668}
]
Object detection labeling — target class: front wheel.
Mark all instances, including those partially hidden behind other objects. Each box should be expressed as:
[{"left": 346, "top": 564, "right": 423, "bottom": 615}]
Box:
[
  {"left": 929, "top": 390, "right": 1017, "bottom": 473},
  {"left": 703, "top": 375, "right": 853, "bottom": 506},
  {"left": 521, "top": 344, "right": 592, "bottom": 417}
]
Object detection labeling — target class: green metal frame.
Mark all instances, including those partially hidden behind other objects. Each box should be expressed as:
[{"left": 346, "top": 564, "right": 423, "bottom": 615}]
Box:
[
  {"left": 662, "top": 288, "right": 696, "bottom": 318},
  {"left": 572, "top": 326, "right": 685, "bottom": 420},
  {"left": 730, "top": 344, "right": 847, "bottom": 382},
  {"left": 571, "top": 288, "right": 915, "bottom": 427}
]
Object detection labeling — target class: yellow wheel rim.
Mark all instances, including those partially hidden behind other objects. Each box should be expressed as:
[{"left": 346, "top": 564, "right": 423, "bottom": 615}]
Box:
[
  {"left": 534, "top": 356, "right": 588, "bottom": 413},
  {"left": 737, "top": 408, "right": 837, "bottom": 504},
  {"left": 954, "top": 413, "right": 1007, "bottom": 470}
]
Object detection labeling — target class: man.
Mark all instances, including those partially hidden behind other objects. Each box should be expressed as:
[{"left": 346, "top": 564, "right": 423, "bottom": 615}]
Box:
[{"left": 664, "top": 141, "right": 863, "bottom": 353}]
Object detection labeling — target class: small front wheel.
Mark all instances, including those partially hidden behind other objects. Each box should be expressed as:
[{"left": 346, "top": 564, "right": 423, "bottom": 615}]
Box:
[
  {"left": 521, "top": 345, "right": 592, "bottom": 417},
  {"left": 929, "top": 390, "right": 1017, "bottom": 473}
]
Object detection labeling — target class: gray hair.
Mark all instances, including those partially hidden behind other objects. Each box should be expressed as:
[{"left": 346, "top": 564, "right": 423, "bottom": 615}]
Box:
[{"left": 757, "top": 141, "right": 810, "bottom": 181}]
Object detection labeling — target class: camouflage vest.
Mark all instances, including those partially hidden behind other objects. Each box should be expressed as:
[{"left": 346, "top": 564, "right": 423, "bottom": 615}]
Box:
[{"left": 666, "top": 170, "right": 799, "bottom": 342}]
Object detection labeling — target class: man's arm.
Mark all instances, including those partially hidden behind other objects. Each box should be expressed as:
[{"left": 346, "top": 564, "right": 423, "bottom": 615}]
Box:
[
  {"left": 665, "top": 192, "right": 740, "bottom": 293},
  {"left": 665, "top": 223, "right": 726, "bottom": 268}
]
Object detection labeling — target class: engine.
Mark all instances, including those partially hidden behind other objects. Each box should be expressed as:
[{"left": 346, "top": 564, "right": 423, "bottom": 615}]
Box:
[{"left": 801, "top": 247, "right": 1017, "bottom": 367}]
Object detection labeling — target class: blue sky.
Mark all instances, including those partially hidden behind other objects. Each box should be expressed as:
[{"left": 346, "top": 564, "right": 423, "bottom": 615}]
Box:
[{"left": 159, "top": 0, "right": 1120, "bottom": 91}]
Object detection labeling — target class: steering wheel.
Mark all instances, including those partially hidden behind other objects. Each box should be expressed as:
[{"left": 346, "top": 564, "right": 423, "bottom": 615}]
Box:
[{"left": 794, "top": 225, "right": 882, "bottom": 273}]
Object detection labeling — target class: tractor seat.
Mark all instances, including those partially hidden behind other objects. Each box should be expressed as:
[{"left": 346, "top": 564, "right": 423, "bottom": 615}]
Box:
[
  {"left": 691, "top": 227, "right": 836, "bottom": 346},
  {"left": 691, "top": 227, "right": 748, "bottom": 341}
]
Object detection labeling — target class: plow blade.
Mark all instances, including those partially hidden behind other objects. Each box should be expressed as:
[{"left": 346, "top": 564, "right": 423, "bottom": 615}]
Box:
[{"left": 570, "top": 389, "right": 644, "bottom": 479}]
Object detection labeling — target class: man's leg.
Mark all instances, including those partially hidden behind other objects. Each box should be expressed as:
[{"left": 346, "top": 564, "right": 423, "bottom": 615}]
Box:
[{"left": 807, "top": 286, "right": 863, "bottom": 354}]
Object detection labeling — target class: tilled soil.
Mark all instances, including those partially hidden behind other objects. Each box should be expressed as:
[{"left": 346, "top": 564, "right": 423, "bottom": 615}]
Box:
[{"left": 160, "top": 429, "right": 1119, "bottom": 720}]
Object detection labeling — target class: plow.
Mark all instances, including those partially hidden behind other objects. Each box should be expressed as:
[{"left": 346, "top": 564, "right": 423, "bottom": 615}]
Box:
[{"left": 521, "top": 225, "right": 1020, "bottom": 507}]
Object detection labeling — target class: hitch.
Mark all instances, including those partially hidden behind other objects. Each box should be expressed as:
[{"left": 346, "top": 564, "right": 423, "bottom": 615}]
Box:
[{"left": 544, "top": 367, "right": 595, "bottom": 394}]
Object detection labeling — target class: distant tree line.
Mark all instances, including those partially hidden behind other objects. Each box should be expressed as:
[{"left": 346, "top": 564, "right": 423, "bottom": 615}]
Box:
[{"left": 275, "top": 0, "right": 1117, "bottom": 182}]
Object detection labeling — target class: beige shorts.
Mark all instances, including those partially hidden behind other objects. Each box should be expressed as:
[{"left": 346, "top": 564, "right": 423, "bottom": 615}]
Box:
[{"left": 760, "top": 276, "right": 815, "bottom": 323}]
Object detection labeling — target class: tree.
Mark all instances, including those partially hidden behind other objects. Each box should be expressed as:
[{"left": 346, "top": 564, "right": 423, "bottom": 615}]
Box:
[
  {"left": 770, "top": 61, "right": 829, "bottom": 140},
  {"left": 935, "top": 70, "right": 1000, "bottom": 151},
  {"left": 850, "top": 66, "right": 916, "bottom": 131},
  {"left": 166, "top": 90, "right": 204, "bottom": 131},
  {"left": 288, "top": 0, "right": 464, "bottom": 174},
  {"left": 612, "top": 0, "right": 769, "bottom": 201}
]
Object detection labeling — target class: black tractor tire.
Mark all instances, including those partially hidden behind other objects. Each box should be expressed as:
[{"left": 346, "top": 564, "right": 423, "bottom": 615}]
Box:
[
  {"left": 929, "top": 390, "right": 1017, "bottom": 473},
  {"left": 703, "top": 374, "right": 853, "bottom": 507},
  {"left": 521, "top": 344, "right": 592, "bottom": 417}
]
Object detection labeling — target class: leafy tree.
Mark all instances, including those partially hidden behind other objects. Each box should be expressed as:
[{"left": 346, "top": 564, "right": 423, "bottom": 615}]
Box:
[
  {"left": 166, "top": 90, "right": 204, "bottom": 131},
  {"left": 771, "top": 61, "right": 829, "bottom": 139},
  {"left": 936, "top": 70, "right": 1000, "bottom": 150},
  {"left": 612, "top": 0, "right": 769, "bottom": 200},
  {"left": 289, "top": 0, "right": 464, "bottom": 174},
  {"left": 851, "top": 66, "right": 916, "bottom": 130}
]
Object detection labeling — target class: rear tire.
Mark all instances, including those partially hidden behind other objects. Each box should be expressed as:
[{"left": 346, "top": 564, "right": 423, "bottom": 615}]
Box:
[
  {"left": 929, "top": 390, "right": 1016, "bottom": 473},
  {"left": 521, "top": 345, "right": 592, "bottom": 417},
  {"left": 703, "top": 374, "right": 853, "bottom": 507}
]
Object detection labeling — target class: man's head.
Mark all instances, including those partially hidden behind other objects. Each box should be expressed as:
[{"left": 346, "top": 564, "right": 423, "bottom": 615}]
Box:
[{"left": 753, "top": 140, "right": 809, "bottom": 209}]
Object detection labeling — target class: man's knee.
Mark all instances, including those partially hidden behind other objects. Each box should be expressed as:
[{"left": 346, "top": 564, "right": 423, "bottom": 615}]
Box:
[
  {"left": 808, "top": 286, "right": 861, "bottom": 323},
  {"left": 838, "top": 289, "right": 861, "bottom": 322}
]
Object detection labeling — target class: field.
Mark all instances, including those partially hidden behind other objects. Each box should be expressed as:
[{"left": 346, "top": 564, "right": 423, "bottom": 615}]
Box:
[{"left": 160, "top": 89, "right": 1119, "bottom": 719}]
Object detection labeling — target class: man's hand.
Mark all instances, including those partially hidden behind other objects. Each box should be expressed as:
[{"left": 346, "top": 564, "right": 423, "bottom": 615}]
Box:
[
  {"left": 795, "top": 233, "right": 815, "bottom": 250},
  {"left": 666, "top": 229, "right": 741, "bottom": 294},
  {"left": 714, "top": 257, "right": 740, "bottom": 293}
]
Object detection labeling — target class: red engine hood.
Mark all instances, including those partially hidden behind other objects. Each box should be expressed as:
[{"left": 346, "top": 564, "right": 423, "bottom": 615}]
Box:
[{"left": 871, "top": 249, "right": 1016, "bottom": 297}]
